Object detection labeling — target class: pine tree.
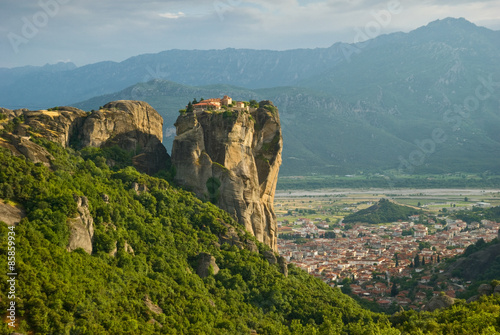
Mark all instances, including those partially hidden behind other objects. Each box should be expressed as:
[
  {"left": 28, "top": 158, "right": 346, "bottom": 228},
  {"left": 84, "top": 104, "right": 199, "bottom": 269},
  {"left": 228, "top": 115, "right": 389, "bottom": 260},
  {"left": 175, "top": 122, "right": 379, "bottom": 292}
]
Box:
[
  {"left": 391, "top": 282, "right": 399, "bottom": 297},
  {"left": 414, "top": 254, "right": 420, "bottom": 267},
  {"left": 186, "top": 101, "right": 194, "bottom": 113}
]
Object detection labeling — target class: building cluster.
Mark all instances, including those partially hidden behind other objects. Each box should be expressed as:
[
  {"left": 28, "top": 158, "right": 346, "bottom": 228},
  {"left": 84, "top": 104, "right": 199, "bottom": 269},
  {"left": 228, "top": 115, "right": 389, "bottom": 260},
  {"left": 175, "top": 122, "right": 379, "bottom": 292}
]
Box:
[
  {"left": 278, "top": 217, "right": 499, "bottom": 309},
  {"left": 191, "top": 95, "right": 249, "bottom": 112}
]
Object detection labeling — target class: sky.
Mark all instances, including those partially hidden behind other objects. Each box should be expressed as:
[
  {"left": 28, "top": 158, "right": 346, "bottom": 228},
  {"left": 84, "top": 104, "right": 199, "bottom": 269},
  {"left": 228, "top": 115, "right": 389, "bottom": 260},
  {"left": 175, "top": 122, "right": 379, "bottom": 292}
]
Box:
[{"left": 1, "top": 0, "right": 500, "bottom": 68}]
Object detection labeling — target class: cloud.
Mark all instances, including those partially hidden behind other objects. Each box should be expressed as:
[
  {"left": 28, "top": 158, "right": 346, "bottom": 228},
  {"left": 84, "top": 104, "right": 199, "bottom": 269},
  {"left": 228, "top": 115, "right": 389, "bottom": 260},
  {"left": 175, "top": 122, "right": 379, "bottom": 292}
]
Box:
[
  {"left": 159, "top": 12, "right": 186, "bottom": 19},
  {"left": 0, "top": 0, "right": 499, "bottom": 68}
]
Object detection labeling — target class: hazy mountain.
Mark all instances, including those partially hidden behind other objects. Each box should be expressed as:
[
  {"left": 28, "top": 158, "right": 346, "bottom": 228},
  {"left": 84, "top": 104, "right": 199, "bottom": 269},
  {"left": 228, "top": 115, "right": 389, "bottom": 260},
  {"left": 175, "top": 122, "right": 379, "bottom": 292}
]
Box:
[
  {"left": 4, "top": 17, "right": 500, "bottom": 175},
  {"left": 0, "top": 45, "right": 351, "bottom": 109}
]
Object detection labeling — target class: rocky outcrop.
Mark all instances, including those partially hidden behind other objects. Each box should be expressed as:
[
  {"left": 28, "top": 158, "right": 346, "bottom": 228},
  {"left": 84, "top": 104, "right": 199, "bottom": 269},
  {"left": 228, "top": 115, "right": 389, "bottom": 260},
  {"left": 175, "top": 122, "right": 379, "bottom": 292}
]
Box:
[
  {"left": 445, "top": 243, "right": 500, "bottom": 281},
  {"left": 67, "top": 195, "right": 94, "bottom": 254},
  {"left": 0, "top": 200, "right": 25, "bottom": 226},
  {"left": 278, "top": 256, "right": 288, "bottom": 277},
  {"left": 264, "top": 250, "right": 278, "bottom": 265},
  {"left": 171, "top": 101, "right": 282, "bottom": 251},
  {"left": 196, "top": 253, "right": 220, "bottom": 278},
  {"left": 478, "top": 283, "right": 493, "bottom": 296},
  {"left": 144, "top": 296, "right": 163, "bottom": 315},
  {"left": 0, "top": 133, "right": 54, "bottom": 167},
  {"left": 3, "top": 106, "right": 87, "bottom": 147},
  {"left": 0, "top": 101, "right": 170, "bottom": 174},
  {"left": 81, "top": 101, "right": 168, "bottom": 174},
  {"left": 424, "top": 292, "right": 455, "bottom": 312}
]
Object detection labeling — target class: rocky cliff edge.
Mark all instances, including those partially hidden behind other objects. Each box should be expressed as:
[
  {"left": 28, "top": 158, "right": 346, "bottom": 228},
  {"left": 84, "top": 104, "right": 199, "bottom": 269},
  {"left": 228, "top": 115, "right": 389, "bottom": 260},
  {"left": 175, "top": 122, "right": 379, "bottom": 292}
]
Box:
[
  {"left": 0, "top": 100, "right": 169, "bottom": 174},
  {"left": 171, "top": 101, "right": 282, "bottom": 251}
]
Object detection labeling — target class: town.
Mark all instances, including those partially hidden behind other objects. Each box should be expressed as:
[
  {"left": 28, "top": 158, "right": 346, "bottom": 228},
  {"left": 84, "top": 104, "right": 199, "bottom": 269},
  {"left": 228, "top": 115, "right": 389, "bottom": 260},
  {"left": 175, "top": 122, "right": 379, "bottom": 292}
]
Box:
[{"left": 275, "top": 190, "right": 500, "bottom": 310}]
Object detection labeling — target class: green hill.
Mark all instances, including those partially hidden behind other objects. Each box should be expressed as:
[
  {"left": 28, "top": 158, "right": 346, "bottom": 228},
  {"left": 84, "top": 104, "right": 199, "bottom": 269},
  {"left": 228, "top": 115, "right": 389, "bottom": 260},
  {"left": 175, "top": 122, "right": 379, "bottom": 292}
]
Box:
[
  {"left": 2, "top": 119, "right": 500, "bottom": 333},
  {"left": 343, "top": 199, "right": 423, "bottom": 224},
  {"left": 0, "top": 139, "right": 396, "bottom": 334}
]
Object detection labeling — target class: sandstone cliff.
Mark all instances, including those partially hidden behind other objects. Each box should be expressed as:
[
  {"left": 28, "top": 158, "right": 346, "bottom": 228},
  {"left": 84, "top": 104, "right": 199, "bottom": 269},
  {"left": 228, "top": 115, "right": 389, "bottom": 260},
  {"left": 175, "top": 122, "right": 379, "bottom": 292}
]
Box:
[
  {"left": 0, "top": 101, "right": 169, "bottom": 174},
  {"left": 171, "top": 101, "right": 282, "bottom": 251}
]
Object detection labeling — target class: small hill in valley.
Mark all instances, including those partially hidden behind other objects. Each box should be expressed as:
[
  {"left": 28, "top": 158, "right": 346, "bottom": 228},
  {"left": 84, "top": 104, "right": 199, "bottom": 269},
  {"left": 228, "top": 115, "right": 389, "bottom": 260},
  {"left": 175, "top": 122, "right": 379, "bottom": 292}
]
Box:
[{"left": 343, "top": 198, "right": 423, "bottom": 224}]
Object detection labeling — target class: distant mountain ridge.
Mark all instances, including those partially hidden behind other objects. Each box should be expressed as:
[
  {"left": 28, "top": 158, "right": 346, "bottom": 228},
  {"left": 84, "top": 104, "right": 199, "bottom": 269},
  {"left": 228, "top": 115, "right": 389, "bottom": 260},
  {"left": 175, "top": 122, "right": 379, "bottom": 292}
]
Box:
[
  {"left": 0, "top": 44, "right": 350, "bottom": 109},
  {"left": 6, "top": 18, "right": 489, "bottom": 109},
  {"left": 3, "top": 17, "right": 500, "bottom": 176}
]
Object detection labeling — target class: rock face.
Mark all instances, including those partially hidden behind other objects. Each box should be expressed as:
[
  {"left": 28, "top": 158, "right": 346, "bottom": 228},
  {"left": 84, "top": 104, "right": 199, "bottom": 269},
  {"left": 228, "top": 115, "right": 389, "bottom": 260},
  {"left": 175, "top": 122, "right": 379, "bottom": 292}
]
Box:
[
  {"left": 81, "top": 101, "right": 168, "bottom": 174},
  {"left": 278, "top": 256, "right": 288, "bottom": 277},
  {"left": 67, "top": 195, "right": 94, "bottom": 254},
  {"left": 171, "top": 101, "right": 282, "bottom": 251},
  {"left": 0, "top": 101, "right": 169, "bottom": 174}
]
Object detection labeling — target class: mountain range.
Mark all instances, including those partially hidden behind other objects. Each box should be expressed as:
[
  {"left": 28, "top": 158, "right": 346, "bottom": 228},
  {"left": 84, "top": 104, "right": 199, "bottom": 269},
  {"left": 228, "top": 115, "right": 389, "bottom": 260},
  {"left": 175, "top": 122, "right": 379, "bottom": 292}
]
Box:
[{"left": 2, "top": 17, "right": 500, "bottom": 176}]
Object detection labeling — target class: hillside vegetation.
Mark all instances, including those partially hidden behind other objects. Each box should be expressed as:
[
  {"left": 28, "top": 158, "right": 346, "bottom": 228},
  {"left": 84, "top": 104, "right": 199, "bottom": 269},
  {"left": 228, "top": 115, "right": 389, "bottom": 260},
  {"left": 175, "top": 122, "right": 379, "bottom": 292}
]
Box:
[
  {"left": 0, "top": 140, "right": 397, "bottom": 334},
  {"left": 2, "top": 135, "right": 500, "bottom": 333}
]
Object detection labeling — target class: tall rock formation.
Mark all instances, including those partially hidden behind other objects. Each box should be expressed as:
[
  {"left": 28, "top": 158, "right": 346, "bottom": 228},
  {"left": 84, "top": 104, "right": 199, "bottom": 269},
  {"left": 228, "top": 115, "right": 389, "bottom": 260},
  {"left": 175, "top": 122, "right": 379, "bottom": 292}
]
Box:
[
  {"left": 0, "top": 100, "right": 169, "bottom": 174},
  {"left": 81, "top": 100, "right": 168, "bottom": 174},
  {"left": 171, "top": 101, "right": 282, "bottom": 251}
]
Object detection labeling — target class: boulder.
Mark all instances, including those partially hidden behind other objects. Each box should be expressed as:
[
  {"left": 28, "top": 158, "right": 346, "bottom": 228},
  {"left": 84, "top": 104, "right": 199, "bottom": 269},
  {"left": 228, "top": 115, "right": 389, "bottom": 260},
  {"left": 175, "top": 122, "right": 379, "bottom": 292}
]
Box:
[
  {"left": 478, "top": 283, "right": 493, "bottom": 296},
  {"left": 424, "top": 293, "right": 455, "bottom": 312},
  {"left": 196, "top": 253, "right": 219, "bottom": 278}
]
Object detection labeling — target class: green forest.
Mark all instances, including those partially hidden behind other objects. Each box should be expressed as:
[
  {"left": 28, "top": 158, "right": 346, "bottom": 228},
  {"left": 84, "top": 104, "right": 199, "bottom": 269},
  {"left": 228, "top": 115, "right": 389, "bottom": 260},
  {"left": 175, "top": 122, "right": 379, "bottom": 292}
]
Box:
[{"left": 1, "top": 139, "right": 500, "bottom": 334}]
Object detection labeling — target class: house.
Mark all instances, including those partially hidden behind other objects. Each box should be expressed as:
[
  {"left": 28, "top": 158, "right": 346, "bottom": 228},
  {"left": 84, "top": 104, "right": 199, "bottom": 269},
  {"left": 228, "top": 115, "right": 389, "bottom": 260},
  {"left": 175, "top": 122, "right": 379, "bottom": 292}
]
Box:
[
  {"left": 235, "top": 101, "right": 246, "bottom": 108},
  {"left": 221, "top": 95, "right": 232, "bottom": 106},
  {"left": 191, "top": 95, "right": 235, "bottom": 111},
  {"left": 193, "top": 101, "right": 220, "bottom": 111}
]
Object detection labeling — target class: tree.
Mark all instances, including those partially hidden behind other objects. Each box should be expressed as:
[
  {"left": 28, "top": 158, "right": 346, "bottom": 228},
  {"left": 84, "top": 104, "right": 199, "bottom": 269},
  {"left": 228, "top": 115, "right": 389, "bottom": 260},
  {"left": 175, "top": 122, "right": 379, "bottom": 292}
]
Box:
[
  {"left": 419, "top": 241, "right": 431, "bottom": 250},
  {"left": 186, "top": 101, "right": 194, "bottom": 113},
  {"left": 391, "top": 282, "right": 399, "bottom": 297},
  {"left": 414, "top": 254, "right": 420, "bottom": 268},
  {"left": 394, "top": 253, "right": 399, "bottom": 267},
  {"left": 422, "top": 257, "right": 426, "bottom": 266}
]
